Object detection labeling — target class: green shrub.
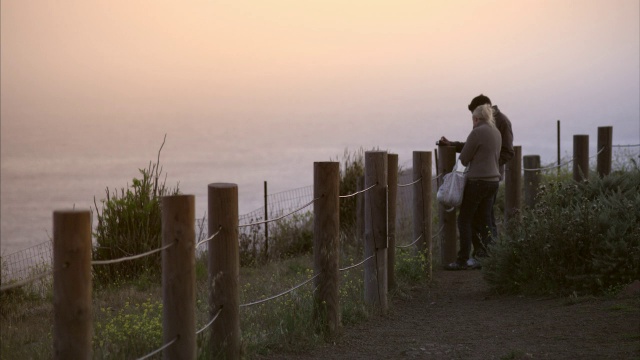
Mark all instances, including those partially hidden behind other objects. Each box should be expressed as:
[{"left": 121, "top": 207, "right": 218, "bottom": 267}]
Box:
[
  {"left": 483, "top": 166, "right": 640, "bottom": 296},
  {"left": 92, "top": 139, "right": 179, "bottom": 286},
  {"left": 239, "top": 222, "right": 263, "bottom": 267},
  {"left": 267, "top": 212, "right": 313, "bottom": 260},
  {"left": 238, "top": 212, "right": 313, "bottom": 266},
  {"left": 94, "top": 299, "right": 163, "bottom": 357},
  {"left": 336, "top": 148, "right": 365, "bottom": 235},
  {"left": 395, "top": 248, "right": 430, "bottom": 284},
  {"left": 241, "top": 148, "right": 365, "bottom": 265}
]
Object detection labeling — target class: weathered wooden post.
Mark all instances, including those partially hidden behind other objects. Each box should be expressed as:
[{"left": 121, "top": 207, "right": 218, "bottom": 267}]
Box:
[
  {"left": 412, "top": 151, "right": 432, "bottom": 279},
  {"left": 505, "top": 146, "right": 522, "bottom": 225},
  {"left": 208, "top": 184, "right": 240, "bottom": 359},
  {"left": 523, "top": 155, "right": 541, "bottom": 208},
  {"left": 162, "top": 195, "right": 196, "bottom": 360},
  {"left": 387, "top": 154, "right": 398, "bottom": 290},
  {"left": 437, "top": 145, "right": 457, "bottom": 266},
  {"left": 557, "top": 120, "right": 561, "bottom": 176},
  {"left": 364, "top": 151, "right": 388, "bottom": 310},
  {"left": 313, "top": 162, "right": 341, "bottom": 337},
  {"left": 573, "top": 135, "right": 590, "bottom": 182},
  {"left": 356, "top": 176, "right": 365, "bottom": 248},
  {"left": 264, "top": 181, "right": 269, "bottom": 261},
  {"left": 53, "top": 210, "right": 92, "bottom": 360},
  {"left": 597, "top": 126, "right": 613, "bottom": 177}
]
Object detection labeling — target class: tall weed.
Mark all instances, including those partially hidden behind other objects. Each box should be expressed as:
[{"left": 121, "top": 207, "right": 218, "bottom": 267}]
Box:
[{"left": 92, "top": 137, "right": 179, "bottom": 286}]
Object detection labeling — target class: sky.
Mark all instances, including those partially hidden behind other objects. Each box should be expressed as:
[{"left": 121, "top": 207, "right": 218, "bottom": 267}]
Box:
[
  {"left": 0, "top": 0, "right": 639, "bottom": 255},
  {"left": 1, "top": 0, "right": 639, "bottom": 173}
]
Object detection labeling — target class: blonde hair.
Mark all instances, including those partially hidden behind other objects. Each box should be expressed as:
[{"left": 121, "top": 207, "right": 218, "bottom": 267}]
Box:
[{"left": 473, "top": 104, "right": 495, "bottom": 127}]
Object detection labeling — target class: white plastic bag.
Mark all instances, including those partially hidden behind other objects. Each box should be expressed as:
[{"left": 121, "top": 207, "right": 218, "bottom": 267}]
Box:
[{"left": 437, "top": 161, "right": 467, "bottom": 209}]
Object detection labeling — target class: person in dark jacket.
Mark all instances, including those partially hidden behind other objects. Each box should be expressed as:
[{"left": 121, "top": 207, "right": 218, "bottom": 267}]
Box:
[{"left": 439, "top": 94, "right": 514, "bottom": 267}]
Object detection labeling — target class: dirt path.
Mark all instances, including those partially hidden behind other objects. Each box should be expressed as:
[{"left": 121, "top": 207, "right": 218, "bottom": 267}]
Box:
[{"left": 257, "top": 269, "right": 639, "bottom": 360}]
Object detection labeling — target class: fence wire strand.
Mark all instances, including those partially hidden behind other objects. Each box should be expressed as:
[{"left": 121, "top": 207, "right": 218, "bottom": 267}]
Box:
[
  {"left": 523, "top": 159, "right": 573, "bottom": 172},
  {"left": 339, "top": 183, "right": 377, "bottom": 199},
  {"left": 240, "top": 273, "right": 320, "bottom": 307},
  {"left": 432, "top": 225, "right": 444, "bottom": 239},
  {"left": 92, "top": 242, "right": 175, "bottom": 266},
  {"left": 396, "top": 233, "right": 423, "bottom": 249},
  {"left": 196, "top": 306, "right": 223, "bottom": 335},
  {"left": 524, "top": 146, "right": 606, "bottom": 172},
  {"left": 238, "top": 197, "right": 321, "bottom": 228},
  {"left": 195, "top": 226, "right": 222, "bottom": 248},
  {"left": 0, "top": 270, "right": 53, "bottom": 292},
  {"left": 136, "top": 336, "right": 178, "bottom": 360},
  {"left": 395, "top": 225, "right": 445, "bottom": 249},
  {"left": 398, "top": 177, "right": 421, "bottom": 188},
  {"left": 339, "top": 255, "right": 374, "bottom": 272}
]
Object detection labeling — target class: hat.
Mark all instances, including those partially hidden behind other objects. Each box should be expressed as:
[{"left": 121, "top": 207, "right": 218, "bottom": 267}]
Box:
[{"left": 468, "top": 94, "right": 492, "bottom": 112}]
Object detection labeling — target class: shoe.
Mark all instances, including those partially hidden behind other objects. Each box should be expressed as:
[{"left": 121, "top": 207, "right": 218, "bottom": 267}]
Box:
[
  {"left": 466, "top": 258, "right": 482, "bottom": 270},
  {"left": 444, "top": 261, "right": 468, "bottom": 271}
]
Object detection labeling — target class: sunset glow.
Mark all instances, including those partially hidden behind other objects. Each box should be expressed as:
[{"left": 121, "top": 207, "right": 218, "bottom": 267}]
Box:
[{"left": 1, "top": 1, "right": 639, "bottom": 255}]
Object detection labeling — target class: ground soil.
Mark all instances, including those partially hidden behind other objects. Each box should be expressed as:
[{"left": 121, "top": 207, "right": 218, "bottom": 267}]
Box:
[{"left": 257, "top": 269, "right": 640, "bottom": 360}]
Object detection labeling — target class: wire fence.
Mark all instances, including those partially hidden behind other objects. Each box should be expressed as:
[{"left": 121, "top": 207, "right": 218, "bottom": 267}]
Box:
[
  {"left": 522, "top": 144, "right": 640, "bottom": 172},
  {"left": 1, "top": 240, "right": 53, "bottom": 283},
  {"left": 1, "top": 166, "right": 444, "bottom": 284},
  {"left": 523, "top": 146, "right": 606, "bottom": 172},
  {"left": 3, "top": 142, "right": 637, "bottom": 357},
  {"left": 239, "top": 185, "right": 314, "bottom": 226},
  {"left": 4, "top": 143, "right": 637, "bottom": 283},
  {"left": 0, "top": 175, "right": 380, "bottom": 289},
  {"left": 1, "top": 186, "right": 317, "bottom": 282}
]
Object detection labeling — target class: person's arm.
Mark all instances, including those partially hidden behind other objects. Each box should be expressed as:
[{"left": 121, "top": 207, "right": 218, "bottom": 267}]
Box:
[
  {"left": 458, "top": 131, "right": 478, "bottom": 167},
  {"left": 438, "top": 137, "right": 465, "bottom": 153},
  {"left": 451, "top": 141, "right": 465, "bottom": 153},
  {"left": 498, "top": 122, "right": 514, "bottom": 166}
]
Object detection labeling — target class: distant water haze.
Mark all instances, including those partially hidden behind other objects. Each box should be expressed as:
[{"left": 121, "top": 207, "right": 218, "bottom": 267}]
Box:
[{"left": 1, "top": 0, "right": 639, "bottom": 255}]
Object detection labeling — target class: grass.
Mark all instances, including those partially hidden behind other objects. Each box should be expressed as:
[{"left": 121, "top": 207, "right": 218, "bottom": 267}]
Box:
[
  {"left": 5, "top": 148, "right": 636, "bottom": 358},
  {"left": 0, "top": 238, "right": 429, "bottom": 359}
]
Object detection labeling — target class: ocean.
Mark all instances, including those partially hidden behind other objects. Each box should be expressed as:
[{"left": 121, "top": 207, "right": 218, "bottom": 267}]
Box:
[{"left": 2, "top": 112, "right": 637, "bottom": 260}]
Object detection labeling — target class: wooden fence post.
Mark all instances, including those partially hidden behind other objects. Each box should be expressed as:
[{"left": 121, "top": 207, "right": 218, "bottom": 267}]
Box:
[
  {"left": 53, "top": 210, "right": 92, "bottom": 360},
  {"left": 412, "top": 151, "right": 432, "bottom": 279},
  {"left": 523, "top": 155, "right": 541, "bottom": 208},
  {"left": 573, "top": 135, "right": 590, "bottom": 182},
  {"left": 364, "top": 151, "right": 388, "bottom": 310},
  {"left": 597, "top": 126, "right": 613, "bottom": 177},
  {"left": 264, "top": 181, "right": 269, "bottom": 261},
  {"left": 437, "top": 145, "right": 457, "bottom": 266},
  {"left": 505, "top": 146, "right": 522, "bottom": 225},
  {"left": 387, "top": 154, "right": 398, "bottom": 290},
  {"left": 208, "top": 184, "right": 240, "bottom": 359},
  {"left": 162, "top": 195, "right": 196, "bottom": 360},
  {"left": 557, "top": 120, "right": 561, "bottom": 176},
  {"left": 356, "top": 176, "right": 365, "bottom": 248},
  {"left": 313, "top": 162, "right": 341, "bottom": 337}
]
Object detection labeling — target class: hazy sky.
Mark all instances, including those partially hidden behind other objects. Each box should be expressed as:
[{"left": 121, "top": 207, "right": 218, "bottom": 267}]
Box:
[
  {"left": 2, "top": 0, "right": 639, "bottom": 162},
  {"left": 1, "top": 0, "right": 639, "bottom": 254}
]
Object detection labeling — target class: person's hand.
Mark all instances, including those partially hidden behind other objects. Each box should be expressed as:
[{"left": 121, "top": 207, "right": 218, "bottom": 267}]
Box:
[{"left": 438, "top": 136, "right": 451, "bottom": 146}]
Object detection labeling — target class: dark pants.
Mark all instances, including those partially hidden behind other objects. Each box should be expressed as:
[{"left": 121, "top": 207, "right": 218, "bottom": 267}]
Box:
[
  {"left": 457, "top": 180, "right": 499, "bottom": 264},
  {"left": 471, "top": 190, "right": 498, "bottom": 256}
]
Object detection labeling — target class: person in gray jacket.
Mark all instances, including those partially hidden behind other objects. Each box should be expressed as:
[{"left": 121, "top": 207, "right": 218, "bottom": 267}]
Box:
[
  {"left": 439, "top": 94, "right": 514, "bottom": 268},
  {"left": 440, "top": 103, "right": 502, "bottom": 270}
]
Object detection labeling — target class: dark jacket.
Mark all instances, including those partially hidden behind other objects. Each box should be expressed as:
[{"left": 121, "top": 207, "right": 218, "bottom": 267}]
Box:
[{"left": 451, "top": 105, "right": 515, "bottom": 174}]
